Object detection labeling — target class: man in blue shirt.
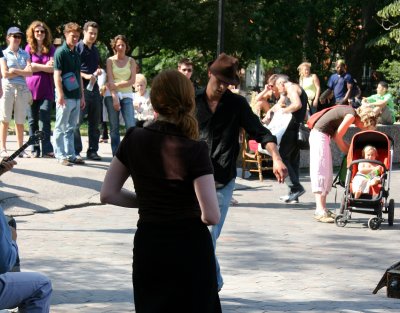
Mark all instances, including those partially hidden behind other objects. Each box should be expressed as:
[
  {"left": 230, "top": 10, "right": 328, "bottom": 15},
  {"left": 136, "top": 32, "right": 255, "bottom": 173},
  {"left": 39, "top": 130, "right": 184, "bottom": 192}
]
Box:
[
  {"left": 321, "top": 59, "right": 354, "bottom": 106},
  {"left": 0, "top": 159, "right": 52, "bottom": 312},
  {"left": 74, "top": 21, "right": 103, "bottom": 161}
]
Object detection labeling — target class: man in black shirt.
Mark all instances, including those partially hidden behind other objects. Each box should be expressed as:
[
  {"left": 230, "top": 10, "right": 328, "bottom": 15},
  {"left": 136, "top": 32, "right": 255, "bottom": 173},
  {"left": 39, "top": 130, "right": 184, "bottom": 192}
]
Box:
[
  {"left": 195, "top": 53, "right": 287, "bottom": 291},
  {"left": 74, "top": 21, "right": 103, "bottom": 161}
]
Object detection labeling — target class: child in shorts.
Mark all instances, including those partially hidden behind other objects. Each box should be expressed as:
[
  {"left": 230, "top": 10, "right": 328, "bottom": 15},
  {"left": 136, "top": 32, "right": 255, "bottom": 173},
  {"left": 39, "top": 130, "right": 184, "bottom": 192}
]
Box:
[{"left": 352, "top": 145, "right": 383, "bottom": 199}]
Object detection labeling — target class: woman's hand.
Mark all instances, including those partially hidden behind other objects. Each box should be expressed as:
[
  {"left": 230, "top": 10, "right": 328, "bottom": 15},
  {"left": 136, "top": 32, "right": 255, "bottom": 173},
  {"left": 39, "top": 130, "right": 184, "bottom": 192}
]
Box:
[{"left": 112, "top": 94, "right": 120, "bottom": 111}]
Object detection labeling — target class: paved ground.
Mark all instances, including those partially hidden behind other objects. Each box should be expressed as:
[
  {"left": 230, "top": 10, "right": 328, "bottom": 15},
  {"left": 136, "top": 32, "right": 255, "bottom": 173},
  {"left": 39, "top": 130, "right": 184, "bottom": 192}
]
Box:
[{"left": 2, "top": 135, "right": 400, "bottom": 312}]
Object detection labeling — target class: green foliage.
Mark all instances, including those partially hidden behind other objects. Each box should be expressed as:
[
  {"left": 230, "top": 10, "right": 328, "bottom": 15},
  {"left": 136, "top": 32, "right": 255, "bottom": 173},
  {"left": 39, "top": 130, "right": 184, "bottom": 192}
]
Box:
[
  {"left": 371, "top": 1, "right": 400, "bottom": 55},
  {"left": 0, "top": 0, "right": 392, "bottom": 91}
]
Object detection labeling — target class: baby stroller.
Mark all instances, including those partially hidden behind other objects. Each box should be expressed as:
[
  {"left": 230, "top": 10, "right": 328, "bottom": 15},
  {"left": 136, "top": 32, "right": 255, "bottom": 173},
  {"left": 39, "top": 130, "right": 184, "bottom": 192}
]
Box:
[{"left": 334, "top": 130, "right": 395, "bottom": 230}]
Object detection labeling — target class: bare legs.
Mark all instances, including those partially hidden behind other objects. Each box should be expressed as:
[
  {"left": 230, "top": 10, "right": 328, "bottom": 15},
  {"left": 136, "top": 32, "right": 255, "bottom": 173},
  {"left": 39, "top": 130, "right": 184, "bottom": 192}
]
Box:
[
  {"left": 1, "top": 121, "right": 25, "bottom": 153},
  {"left": 314, "top": 192, "right": 327, "bottom": 213}
]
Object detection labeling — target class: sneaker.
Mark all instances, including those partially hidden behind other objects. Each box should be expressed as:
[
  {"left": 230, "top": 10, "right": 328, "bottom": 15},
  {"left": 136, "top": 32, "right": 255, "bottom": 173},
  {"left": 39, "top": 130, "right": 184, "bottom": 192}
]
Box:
[
  {"left": 286, "top": 198, "right": 299, "bottom": 204},
  {"left": 279, "top": 195, "right": 290, "bottom": 202},
  {"left": 70, "top": 157, "right": 85, "bottom": 165},
  {"left": 285, "top": 187, "right": 306, "bottom": 203},
  {"left": 0, "top": 150, "right": 9, "bottom": 158},
  {"left": 87, "top": 151, "right": 102, "bottom": 161},
  {"left": 59, "top": 159, "right": 72, "bottom": 166}
]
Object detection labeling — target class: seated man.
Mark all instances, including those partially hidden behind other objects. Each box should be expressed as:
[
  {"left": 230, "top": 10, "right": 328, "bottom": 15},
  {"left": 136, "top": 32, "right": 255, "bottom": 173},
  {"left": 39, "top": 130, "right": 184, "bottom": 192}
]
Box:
[
  {"left": 253, "top": 84, "right": 275, "bottom": 121},
  {"left": 361, "top": 81, "right": 395, "bottom": 125},
  {"left": 0, "top": 159, "right": 52, "bottom": 312}
]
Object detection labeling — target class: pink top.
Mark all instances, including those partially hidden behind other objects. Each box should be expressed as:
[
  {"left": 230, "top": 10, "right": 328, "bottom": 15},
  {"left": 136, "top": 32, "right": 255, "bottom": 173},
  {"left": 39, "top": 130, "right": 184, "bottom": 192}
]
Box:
[{"left": 25, "top": 44, "right": 55, "bottom": 101}]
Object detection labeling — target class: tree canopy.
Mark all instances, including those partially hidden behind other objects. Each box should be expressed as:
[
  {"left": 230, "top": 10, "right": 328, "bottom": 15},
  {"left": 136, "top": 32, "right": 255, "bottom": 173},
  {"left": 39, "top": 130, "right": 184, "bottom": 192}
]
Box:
[{"left": 1, "top": 0, "right": 396, "bottom": 86}]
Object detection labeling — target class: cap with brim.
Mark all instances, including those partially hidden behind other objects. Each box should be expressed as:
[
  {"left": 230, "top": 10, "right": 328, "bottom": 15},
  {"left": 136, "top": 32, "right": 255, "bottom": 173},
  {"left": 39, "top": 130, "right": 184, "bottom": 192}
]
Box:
[
  {"left": 7, "top": 27, "right": 23, "bottom": 36},
  {"left": 209, "top": 53, "right": 240, "bottom": 85}
]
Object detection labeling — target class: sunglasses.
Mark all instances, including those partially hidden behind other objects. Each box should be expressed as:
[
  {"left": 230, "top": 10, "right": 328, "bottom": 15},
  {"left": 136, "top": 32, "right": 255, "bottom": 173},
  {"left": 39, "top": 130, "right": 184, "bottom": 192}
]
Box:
[
  {"left": 181, "top": 69, "right": 192, "bottom": 73},
  {"left": 11, "top": 34, "right": 22, "bottom": 39},
  {"left": 35, "top": 30, "right": 45, "bottom": 34}
]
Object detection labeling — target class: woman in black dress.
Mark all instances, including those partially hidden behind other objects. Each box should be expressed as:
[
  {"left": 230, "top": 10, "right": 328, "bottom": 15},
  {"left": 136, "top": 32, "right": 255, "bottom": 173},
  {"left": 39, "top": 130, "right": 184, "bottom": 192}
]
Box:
[{"left": 101, "top": 69, "right": 222, "bottom": 313}]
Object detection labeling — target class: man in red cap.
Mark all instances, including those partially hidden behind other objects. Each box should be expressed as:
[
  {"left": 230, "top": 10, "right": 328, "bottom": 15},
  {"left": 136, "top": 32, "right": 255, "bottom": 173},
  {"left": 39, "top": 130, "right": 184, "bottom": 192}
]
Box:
[{"left": 195, "top": 53, "right": 287, "bottom": 291}]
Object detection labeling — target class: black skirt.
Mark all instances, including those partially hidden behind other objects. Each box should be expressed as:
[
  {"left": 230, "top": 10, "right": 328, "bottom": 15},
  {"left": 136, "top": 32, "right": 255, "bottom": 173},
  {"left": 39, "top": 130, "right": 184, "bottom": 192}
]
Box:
[{"left": 132, "top": 218, "right": 222, "bottom": 313}]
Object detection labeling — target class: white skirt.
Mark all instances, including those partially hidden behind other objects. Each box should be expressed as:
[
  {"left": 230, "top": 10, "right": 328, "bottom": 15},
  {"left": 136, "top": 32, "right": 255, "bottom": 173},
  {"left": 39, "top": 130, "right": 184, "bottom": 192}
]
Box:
[{"left": 309, "top": 129, "right": 333, "bottom": 195}]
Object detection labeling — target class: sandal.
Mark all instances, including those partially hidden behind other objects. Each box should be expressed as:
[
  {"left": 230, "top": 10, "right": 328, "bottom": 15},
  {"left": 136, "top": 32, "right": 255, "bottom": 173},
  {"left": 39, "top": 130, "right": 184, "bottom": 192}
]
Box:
[
  {"left": 19, "top": 151, "right": 31, "bottom": 158},
  {"left": 0, "top": 150, "right": 9, "bottom": 158},
  {"left": 42, "top": 152, "right": 55, "bottom": 158}
]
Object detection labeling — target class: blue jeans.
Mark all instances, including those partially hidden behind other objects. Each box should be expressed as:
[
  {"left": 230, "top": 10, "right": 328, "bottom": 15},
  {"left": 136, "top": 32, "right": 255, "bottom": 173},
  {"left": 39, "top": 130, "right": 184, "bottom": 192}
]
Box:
[
  {"left": 27, "top": 99, "right": 54, "bottom": 156},
  {"left": 104, "top": 96, "right": 135, "bottom": 156},
  {"left": 209, "top": 178, "right": 236, "bottom": 290},
  {"left": 0, "top": 272, "right": 52, "bottom": 312},
  {"left": 74, "top": 89, "right": 101, "bottom": 155},
  {"left": 53, "top": 98, "right": 80, "bottom": 161}
]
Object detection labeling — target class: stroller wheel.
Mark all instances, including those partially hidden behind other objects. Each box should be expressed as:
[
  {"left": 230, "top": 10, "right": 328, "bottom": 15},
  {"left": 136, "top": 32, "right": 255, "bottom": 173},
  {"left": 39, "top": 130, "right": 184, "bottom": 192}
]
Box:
[
  {"left": 335, "top": 214, "right": 347, "bottom": 227},
  {"left": 368, "top": 217, "right": 381, "bottom": 230},
  {"left": 388, "top": 199, "right": 395, "bottom": 226}
]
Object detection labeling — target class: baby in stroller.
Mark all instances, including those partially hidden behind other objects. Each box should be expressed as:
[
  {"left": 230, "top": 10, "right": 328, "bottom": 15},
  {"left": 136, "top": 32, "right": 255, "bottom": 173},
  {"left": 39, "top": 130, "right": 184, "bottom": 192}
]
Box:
[{"left": 351, "top": 145, "right": 383, "bottom": 199}]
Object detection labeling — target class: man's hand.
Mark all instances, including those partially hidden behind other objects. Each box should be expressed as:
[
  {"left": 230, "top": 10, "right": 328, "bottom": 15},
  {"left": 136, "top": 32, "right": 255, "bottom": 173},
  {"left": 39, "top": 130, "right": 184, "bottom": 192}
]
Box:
[
  {"left": 57, "top": 94, "right": 66, "bottom": 108},
  {"left": 265, "top": 142, "right": 288, "bottom": 183},
  {"left": 80, "top": 96, "right": 86, "bottom": 110},
  {"left": 0, "top": 159, "right": 17, "bottom": 176},
  {"left": 272, "top": 158, "right": 288, "bottom": 183}
]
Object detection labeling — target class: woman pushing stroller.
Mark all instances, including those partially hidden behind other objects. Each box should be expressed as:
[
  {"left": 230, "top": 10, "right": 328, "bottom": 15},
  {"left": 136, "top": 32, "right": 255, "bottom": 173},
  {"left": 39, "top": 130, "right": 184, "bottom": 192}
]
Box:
[{"left": 307, "top": 105, "right": 381, "bottom": 223}]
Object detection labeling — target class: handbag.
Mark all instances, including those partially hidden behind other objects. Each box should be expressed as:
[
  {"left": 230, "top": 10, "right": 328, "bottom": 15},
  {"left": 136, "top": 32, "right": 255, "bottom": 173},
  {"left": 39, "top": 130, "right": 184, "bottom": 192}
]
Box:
[
  {"left": 297, "top": 123, "right": 310, "bottom": 150},
  {"left": 62, "top": 72, "right": 79, "bottom": 91}
]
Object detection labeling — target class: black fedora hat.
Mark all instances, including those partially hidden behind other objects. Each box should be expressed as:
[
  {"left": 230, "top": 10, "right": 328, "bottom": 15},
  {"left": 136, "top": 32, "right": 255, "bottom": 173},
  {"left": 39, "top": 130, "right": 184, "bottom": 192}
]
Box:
[{"left": 209, "top": 53, "right": 240, "bottom": 85}]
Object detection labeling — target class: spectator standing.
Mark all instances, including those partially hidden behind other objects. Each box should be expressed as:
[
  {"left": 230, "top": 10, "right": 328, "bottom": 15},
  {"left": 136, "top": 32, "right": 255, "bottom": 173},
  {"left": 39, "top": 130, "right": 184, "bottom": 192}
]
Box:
[
  {"left": 53, "top": 22, "right": 85, "bottom": 166},
  {"left": 266, "top": 74, "right": 307, "bottom": 204},
  {"left": 320, "top": 59, "right": 354, "bottom": 107},
  {"left": 177, "top": 57, "right": 193, "bottom": 80},
  {"left": 74, "top": 21, "right": 103, "bottom": 161},
  {"left": 133, "top": 73, "right": 154, "bottom": 127},
  {"left": 362, "top": 81, "right": 395, "bottom": 125},
  {"left": 0, "top": 159, "right": 53, "bottom": 312},
  {"left": 104, "top": 35, "right": 136, "bottom": 156},
  {"left": 101, "top": 70, "right": 222, "bottom": 312},
  {"left": 195, "top": 53, "right": 287, "bottom": 291},
  {"left": 0, "top": 27, "right": 32, "bottom": 158},
  {"left": 25, "top": 20, "right": 55, "bottom": 158},
  {"left": 298, "top": 62, "right": 320, "bottom": 114}
]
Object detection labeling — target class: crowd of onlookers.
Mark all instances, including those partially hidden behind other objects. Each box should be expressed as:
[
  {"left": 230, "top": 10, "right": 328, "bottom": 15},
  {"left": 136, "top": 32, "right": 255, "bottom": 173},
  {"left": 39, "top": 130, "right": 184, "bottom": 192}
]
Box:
[{"left": 0, "top": 21, "right": 181, "bottom": 165}]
